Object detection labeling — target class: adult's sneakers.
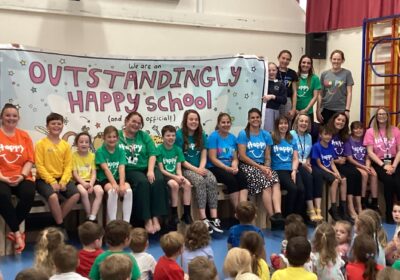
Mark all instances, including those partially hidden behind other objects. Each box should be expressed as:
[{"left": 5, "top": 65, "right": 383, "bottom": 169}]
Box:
[
  {"left": 209, "top": 218, "right": 223, "bottom": 233},
  {"left": 202, "top": 219, "right": 214, "bottom": 234}
]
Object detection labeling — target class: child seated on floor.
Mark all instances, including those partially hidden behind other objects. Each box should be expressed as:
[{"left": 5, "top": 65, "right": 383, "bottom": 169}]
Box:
[
  {"left": 154, "top": 231, "right": 185, "bottom": 280},
  {"left": 227, "top": 201, "right": 264, "bottom": 248},
  {"left": 76, "top": 221, "right": 104, "bottom": 278},
  {"left": 188, "top": 256, "right": 218, "bottom": 280},
  {"left": 271, "top": 236, "right": 317, "bottom": 280},
  {"left": 386, "top": 202, "right": 400, "bottom": 265},
  {"left": 334, "top": 220, "right": 352, "bottom": 262},
  {"left": 50, "top": 245, "right": 88, "bottom": 280},
  {"left": 129, "top": 227, "right": 157, "bottom": 280},
  {"left": 100, "top": 254, "right": 133, "bottom": 280},
  {"left": 89, "top": 220, "right": 141, "bottom": 280}
]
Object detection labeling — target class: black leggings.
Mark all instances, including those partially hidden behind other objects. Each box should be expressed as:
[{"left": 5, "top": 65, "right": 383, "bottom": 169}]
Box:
[
  {"left": 0, "top": 180, "right": 36, "bottom": 232},
  {"left": 321, "top": 108, "right": 339, "bottom": 124},
  {"left": 276, "top": 170, "right": 305, "bottom": 216},
  {"left": 372, "top": 162, "right": 400, "bottom": 218},
  {"left": 336, "top": 162, "right": 362, "bottom": 196},
  {"left": 299, "top": 164, "right": 323, "bottom": 201}
]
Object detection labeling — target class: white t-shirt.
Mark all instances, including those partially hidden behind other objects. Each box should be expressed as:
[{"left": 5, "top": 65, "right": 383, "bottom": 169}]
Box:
[
  {"left": 49, "top": 272, "right": 88, "bottom": 280},
  {"left": 132, "top": 252, "right": 157, "bottom": 280}
]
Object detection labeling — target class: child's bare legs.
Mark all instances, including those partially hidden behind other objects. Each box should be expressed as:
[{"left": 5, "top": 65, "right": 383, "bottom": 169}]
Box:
[
  {"left": 330, "top": 179, "right": 338, "bottom": 204},
  {"left": 182, "top": 179, "right": 192, "bottom": 205},
  {"left": 77, "top": 184, "right": 91, "bottom": 217},
  {"left": 91, "top": 185, "right": 104, "bottom": 218},
  {"left": 229, "top": 192, "right": 240, "bottom": 210},
  {"left": 168, "top": 180, "right": 180, "bottom": 207},
  {"left": 61, "top": 193, "right": 80, "bottom": 218},
  {"left": 357, "top": 167, "right": 369, "bottom": 210},
  {"left": 346, "top": 175, "right": 357, "bottom": 217},
  {"left": 314, "top": 197, "right": 322, "bottom": 210},
  {"left": 48, "top": 193, "right": 63, "bottom": 224},
  {"left": 240, "top": 188, "right": 248, "bottom": 203}
]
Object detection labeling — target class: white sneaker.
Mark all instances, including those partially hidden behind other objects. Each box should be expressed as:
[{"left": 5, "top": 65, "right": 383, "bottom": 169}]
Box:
[
  {"left": 202, "top": 219, "right": 213, "bottom": 234},
  {"left": 209, "top": 218, "right": 223, "bottom": 233}
]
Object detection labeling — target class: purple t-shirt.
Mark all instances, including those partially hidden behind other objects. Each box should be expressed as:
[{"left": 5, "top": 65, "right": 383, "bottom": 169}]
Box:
[
  {"left": 344, "top": 137, "right": 366, "bottom": 164},
  {"left": 311, "top": 142, "right": 336, "bottom": 170},
  {"left": 330, "top": 134, "right": 345, "bottom": 157}
]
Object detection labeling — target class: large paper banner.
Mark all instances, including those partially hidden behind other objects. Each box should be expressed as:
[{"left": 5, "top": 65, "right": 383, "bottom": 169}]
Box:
[{"left": 0, "top": 48, "right": 265, "bottom": 148}]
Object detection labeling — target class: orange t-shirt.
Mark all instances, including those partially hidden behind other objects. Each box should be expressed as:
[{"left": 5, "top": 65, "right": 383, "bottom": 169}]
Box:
[{"left": 0, "top": 128, "right": 34, "bottom": 180}]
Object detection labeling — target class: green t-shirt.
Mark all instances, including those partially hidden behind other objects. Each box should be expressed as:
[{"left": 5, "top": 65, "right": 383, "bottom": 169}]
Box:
[
  {"left": 156, "top": 144, "right": 185, "bottom": 175},
  {"left": 296, "top": 73, "right": 321, "bottom": 114},
  {"left": 95, "top": 144, "right": 127, "bottom": 182},
  {"left": 118, "top": 130, "right": 158, "bottom": 171},
  {"left": 89, "top": 250, "right": 141, "bottom": 280},
  {"left": 393, "top": 259, "right": 400, "bottom": 271},
  {"left": 175, "top": 129, "right": 208, "bottom": 167}
]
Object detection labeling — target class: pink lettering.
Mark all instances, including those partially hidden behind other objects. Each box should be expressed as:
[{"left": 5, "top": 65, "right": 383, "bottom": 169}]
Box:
[{"left": 29, "top": 61, "right": 46, "bottom": 84}]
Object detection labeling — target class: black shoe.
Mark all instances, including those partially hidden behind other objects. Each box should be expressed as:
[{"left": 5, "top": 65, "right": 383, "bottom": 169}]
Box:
[
  {"left": 328, "top": 206, "right": 341, "bottom": 221},
  {"left": 270, "top": 213, "right": 285, "bottom": 230},
  {"left": 202, "top": 219, "right": 214, "bottom": 234},
  {"left": 169, "top": 214, "right": 179, "bottom": 226},
  {"left": 339, "top": 202, "right": 355, "bottom": 224},
  {"left": 209, "top": 218, "right": 223, "bottom": 233},
  {"left": 181, "top": 214, "right": 193, "bottom": 225}
]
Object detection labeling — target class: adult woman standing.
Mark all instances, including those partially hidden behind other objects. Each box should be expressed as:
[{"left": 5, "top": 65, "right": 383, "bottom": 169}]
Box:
[
  {"left": 327, "top": 112, "right": 361, "bottom": 221},
  {"left": 290, "top": 113, "right": 324, "bottom": 222},
  {"left": 237, "top": 108, "right": 284, "bottom": 228},
  {"left": 277, "top": 50, "right": 298, "bottom": 123},
  {"left": 296, "top": 55, "right": 321, "bottom": 124},
  {"left": 364, "top": 107, "right": 400, "bottom": 223},
  {"left": 0, "top": 103, "right": 36, "bottom": 253},
  {"left": 119, "top": 112, "right": 169, "bottom": 233},
  {"left": 208, "top": 113, "right": 248, "bottom": 210},
  {"left": 317, "top": 50, "right": 354, "bottom": 124}
]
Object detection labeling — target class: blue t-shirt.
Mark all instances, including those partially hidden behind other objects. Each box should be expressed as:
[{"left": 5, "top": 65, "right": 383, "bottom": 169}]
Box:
[
  {"left": 344, "top": 137, "right": 367, "bottom": 165},
  {"left": 331, "top": 134, "right": 345, "bottom": 157},
  {"left": 237, "top": 129, "right": 273, "bottom": 164},
  {"left": 227, "top": 224, "right": 265, "bottom": 248},
  {"left": 175, "top": 129, "right": 208, "bottom": 167},
  {"left": 207, "top": 130, "right": 237, "bottom": 167},
  {"left": 290, "top": 130, "right": 312, "bottom": 163},
  {"left": 271, "top": 138, "right": 298, "bottom": 171},
  {"left": 311, "top": 142, "right": 336, "bottom": 170}
]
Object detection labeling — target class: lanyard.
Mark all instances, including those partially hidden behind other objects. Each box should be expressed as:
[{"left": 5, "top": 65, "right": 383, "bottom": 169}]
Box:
[
  {"left": 378, "top": 130, "right": 390, "bottom": 157},
  {"left": 296, "top": 132, "right": 306, "bottom": 161}
]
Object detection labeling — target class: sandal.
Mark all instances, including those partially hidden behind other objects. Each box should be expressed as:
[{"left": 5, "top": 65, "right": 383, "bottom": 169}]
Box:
[
  {"left": 315, "top": 209, "right": 324, "bottom": 222},
  {"left": 307, "top": 209, "right": 318, "bottom": 222}
]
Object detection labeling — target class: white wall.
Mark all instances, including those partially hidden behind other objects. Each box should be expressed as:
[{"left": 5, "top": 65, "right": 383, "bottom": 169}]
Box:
[
  {"left": 313, "top": 28, "right": 363, "bottom": 123},
  {"left": 0, "top": 0, "right": 305, "bottom": 62}
]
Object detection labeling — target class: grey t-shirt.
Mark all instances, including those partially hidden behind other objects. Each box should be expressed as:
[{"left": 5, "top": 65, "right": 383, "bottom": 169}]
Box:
[{"left": 320, "top": 68, "right": 354, "bottom": 111}]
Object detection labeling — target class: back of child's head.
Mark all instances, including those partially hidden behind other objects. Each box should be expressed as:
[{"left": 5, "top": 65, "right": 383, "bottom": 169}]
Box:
[
  {"left": 100, "top": 254, "right": 132, "bottom": 280},
  {"left": 15, "top": 268, "right": 49, "bottom": 280},
  {"left": 334, "top": 220, "right": 352, "bottom": 243},
  {"left": 104, "top": 220, "right": 131, "bottom": 247},
  {"left": 223, "top": 247, "right": 252, "bottom": 278},
  {"left": 78, "top": 221, "right": 104, "bottom": 247},
  {"left": 188, "top": 256, "right": 218, "bottom": 280},
  {"left": 34, "top": 227, "right": 65, "bottom": 276},
  {"left": 52, "top": 245, "right": 78, "bottom": 273},
  {"left": 356, "top": 213, "right": 376, "bottom": 236},
  {"left": 352, "top": 234, "right": 379, "bottom": 280},
  {"left": 236, "top": 201, "right": 257, "bottom": 224},
  {"left": 46, "top": 112, "right": 64, "bottom": 125},
  {"left": 312, "top": 222, "right": 337, "bottom": 267},
  {"left": 185, "top": 220, "right": 210, "bottom": 251},
  {"left": 160, "top": 231, "right": 184, "bottom": 257},
  {"left": 284, "top": 219, "right": 307, "bottom": 241},
  {"left": 129, "top": 227, "right": 148, "bottom": 253},
  {"left": 235, "top": 273, "right": 262, "bottom": 280},
  {"left": 284, "top": 214, "right": 304, "bottom": 225},
  {"left": 377, "top": 267, "right": 400, "bottom": 280},
  {"left": 362, "top": 209, "right": 388, "bottom": 247},
  {"left": 240, "top": 231, "right": 266, "bottom": 277},
  {"left": 286, "top": 236, "right": 311, "bottom": 267},
  {"left": 161, "top": 125, "right": 176, "bottom": 136}
]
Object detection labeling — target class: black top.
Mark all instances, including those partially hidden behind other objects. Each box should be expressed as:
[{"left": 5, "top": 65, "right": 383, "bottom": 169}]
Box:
[
  {"left": 277, "top": 68, "right": 298, "bottom": 98},
  {"left": 266, "top": 80, "right": 287, "bottom": 110}
]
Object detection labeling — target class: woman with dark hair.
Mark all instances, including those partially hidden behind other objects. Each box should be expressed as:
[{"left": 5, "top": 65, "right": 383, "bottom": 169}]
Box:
[
  {"left": 208, "top": 112, "right": 248, "bottom": 210},
  {"left": 0, "top": 103, "right": 36, "bottom": 253},
  {"left": 176, "top": 109, "right": 222, "bottom": 234},
  {"left": 270, "top": 116, "right": 305, "bottom": 216},
  {"left": 119, "top": 112, "right": 169, "bottom": 233},
  {"left": 296, "top": 55, "right": 321, "bottom": 124},
  {"left": 364, "top": 107, "right": 400, "bottom": 223},
  {"left": 317, "top": 50, "right": 354, "bottom": 124},
  {"left": 327, "top": 112, "right": 361, "bottom": 222},
  {"left": 237, "top": 108, "right": 284, "bottom": 228},
  {"left": 277, "top": 50, "right": 298, "bottom": 125}
]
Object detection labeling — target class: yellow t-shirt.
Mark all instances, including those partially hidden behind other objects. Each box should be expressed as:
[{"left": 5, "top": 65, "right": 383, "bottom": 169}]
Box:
[
  {"left": 258, "top": 259, "right": 271, "bottom": 280},
  {"left": 271, "top": 267, "right": 317, "bottom": 280},
  {"left": 72, "top": 151, "right": 95, "bottom": 181}
]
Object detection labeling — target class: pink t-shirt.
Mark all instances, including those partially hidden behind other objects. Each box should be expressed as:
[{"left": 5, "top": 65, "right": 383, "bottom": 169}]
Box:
[{"left": 363, "top": 127, "right": 400, "bottom": 159}]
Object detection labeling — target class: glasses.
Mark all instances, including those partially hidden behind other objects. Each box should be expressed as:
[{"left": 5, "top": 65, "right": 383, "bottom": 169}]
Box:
[{"left": 377, "top": 113, "right": 387, "bottom": 116}]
